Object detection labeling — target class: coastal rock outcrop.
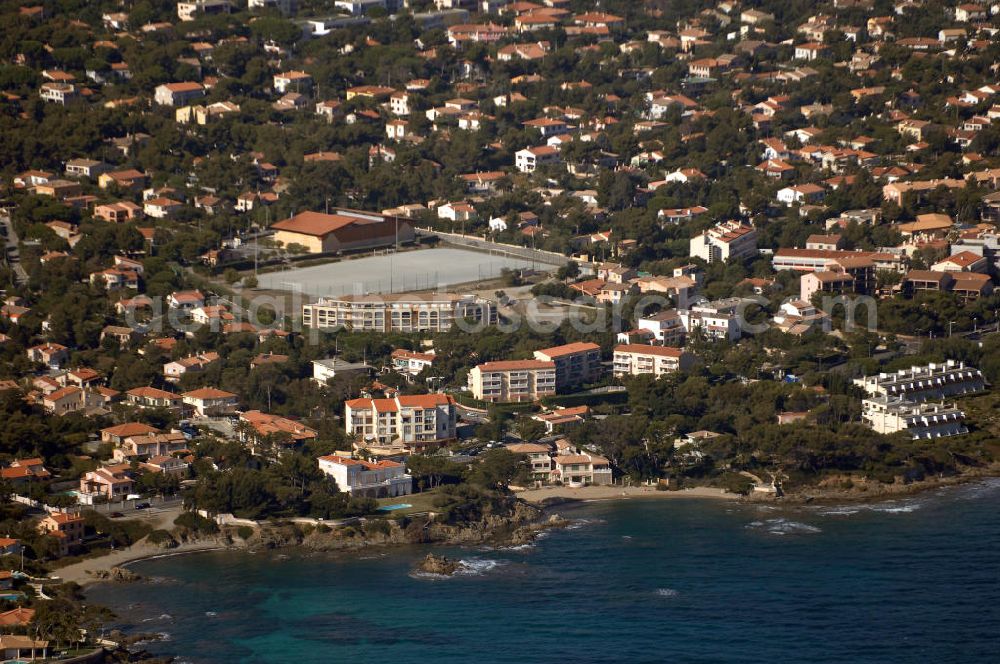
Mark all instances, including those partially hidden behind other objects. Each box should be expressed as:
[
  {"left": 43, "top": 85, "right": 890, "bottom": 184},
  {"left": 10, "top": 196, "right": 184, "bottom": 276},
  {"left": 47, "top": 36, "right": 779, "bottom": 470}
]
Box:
[
  {"left": 415, "top": 553, "right": 462, "bottom": 576},
  {"left": 92, "top": 566, "right": 141, "bottom": 583}
]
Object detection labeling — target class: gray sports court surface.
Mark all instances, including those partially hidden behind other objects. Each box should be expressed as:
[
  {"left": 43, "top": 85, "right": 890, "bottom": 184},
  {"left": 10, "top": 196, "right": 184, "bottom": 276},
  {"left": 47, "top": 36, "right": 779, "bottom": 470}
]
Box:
[{"left": 257, "top": 247, "right": 558, "bottom": 296}]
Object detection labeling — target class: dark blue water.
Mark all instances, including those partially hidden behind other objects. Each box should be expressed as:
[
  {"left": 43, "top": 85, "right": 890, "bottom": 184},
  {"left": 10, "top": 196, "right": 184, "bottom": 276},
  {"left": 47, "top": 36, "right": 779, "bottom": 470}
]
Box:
[{"left": 89, "top": 479, "right": 1000, "bottom": 663}]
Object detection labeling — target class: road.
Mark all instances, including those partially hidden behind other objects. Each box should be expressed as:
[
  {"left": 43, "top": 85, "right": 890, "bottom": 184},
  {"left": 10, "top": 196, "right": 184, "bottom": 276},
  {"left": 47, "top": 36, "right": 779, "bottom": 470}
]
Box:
[{"left": 0, "top": 216, "right": 28, "bottom": 284}]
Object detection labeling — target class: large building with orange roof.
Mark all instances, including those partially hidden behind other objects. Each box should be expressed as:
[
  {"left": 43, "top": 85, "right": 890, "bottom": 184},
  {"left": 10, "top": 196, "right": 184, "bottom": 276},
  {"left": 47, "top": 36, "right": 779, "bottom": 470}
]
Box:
[
  {"left": 344, "top": 394, "right": 457, "bottom": 446},
  {"left": 468, "top": 360, "right": 557, "bottom": 402},
  {"left": 317, "top": 455, "right": 412, "bottom": 498}
]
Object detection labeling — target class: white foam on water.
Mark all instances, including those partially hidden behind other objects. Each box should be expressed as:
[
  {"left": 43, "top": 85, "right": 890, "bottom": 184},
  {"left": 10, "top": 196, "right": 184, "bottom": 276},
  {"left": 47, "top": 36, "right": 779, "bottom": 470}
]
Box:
[
  {"left": 158, "top": 632, "right": 172, "bottom": 642},
  {"left": 205, "top": 611, "right": 217, "bottom": 617},
  {"left": 409, "top": 571, "right": 450, "bottom": 581},
  {"left": 655, "top": 588, "right": 679, "bottom": 598},
  {"left": 456, "top": 557, "right": 506, "bottom": 576},
  {"left": 142, "top": 613, "right": 172, "bottom": 623},
  {"left": 747, "top": 518, "right": 821, "bottom": 535}
]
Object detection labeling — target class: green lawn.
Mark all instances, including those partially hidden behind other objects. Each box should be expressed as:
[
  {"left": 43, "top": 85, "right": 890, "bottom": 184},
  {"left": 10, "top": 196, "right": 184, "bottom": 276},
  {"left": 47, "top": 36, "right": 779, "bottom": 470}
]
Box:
[{"left": 376, "top": 490, "right": 441, "bottom": 515}]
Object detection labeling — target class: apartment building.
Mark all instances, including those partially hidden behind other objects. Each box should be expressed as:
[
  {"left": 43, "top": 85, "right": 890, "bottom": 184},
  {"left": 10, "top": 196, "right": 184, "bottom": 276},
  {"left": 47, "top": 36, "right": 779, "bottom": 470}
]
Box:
[
  {"left": 689, "top": 221, "right": 757, "bottom": 263},
  {"left": 468, "top": 360, "right": 557, "bottom": 402},
  {"left": 532, "top": 342, "right": 602, "bottom": 390},
  {"left": 344, "top": 394, "right": 457, "bottom": 447},
  {"left": 302, "top": 294, "right": 495, "bottom": 332},
  {"left": 853, "top": 360, "right": 986, "bottom": 403},
  {"left": 772, "top": 248, "right": 903, "bottom": 273},
  {"left": 317, "top": 455, "right": 412, "bottom": 498},
  {"left": 613, "top": 345, "right": 696, "bottom": 378},
  {"left": 636, "top": 310, "right": 686, "bottom": 345},
  {"left": 678, "top": 299, "right": 744, "bottom": 342},
  {"left": 862, "top": 396, "right": 968, "bottom": 440}
]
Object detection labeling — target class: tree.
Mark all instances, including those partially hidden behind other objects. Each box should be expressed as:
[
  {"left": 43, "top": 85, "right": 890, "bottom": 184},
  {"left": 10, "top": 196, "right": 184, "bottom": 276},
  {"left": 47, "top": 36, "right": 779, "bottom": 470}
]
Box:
[{"left": 469, "top": 449, "right": 520, "bottom": 491}]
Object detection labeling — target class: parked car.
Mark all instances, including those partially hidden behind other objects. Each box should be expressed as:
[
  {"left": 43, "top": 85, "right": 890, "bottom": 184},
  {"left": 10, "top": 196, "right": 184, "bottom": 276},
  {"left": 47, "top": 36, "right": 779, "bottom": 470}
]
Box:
[
  {"left": 134, "top": 502, "right": 151, "bottom": 510},
  {"left": 109, "top": 511, "right": 124, "bottom": 518}
]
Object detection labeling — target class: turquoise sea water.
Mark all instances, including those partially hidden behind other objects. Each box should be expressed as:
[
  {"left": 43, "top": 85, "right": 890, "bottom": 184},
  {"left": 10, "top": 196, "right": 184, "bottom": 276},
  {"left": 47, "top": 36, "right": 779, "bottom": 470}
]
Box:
[{"left": 88, "top": 479, "right": 1000, "bottom": 663}]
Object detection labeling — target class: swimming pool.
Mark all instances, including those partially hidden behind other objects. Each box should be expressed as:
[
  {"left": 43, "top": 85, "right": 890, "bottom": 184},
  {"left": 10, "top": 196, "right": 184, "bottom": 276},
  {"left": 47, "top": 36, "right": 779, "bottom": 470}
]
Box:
[{"left": 377, "top": 504, "right": 412, "bottom": 512}]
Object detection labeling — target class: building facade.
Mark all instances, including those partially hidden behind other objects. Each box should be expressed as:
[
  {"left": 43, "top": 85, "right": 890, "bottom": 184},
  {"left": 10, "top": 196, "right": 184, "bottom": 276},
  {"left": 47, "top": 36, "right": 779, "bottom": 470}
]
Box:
[
  {"left": 853, "top": 360, "right": 985, "bottom": 403},
  {"left": 468, "top": 360, "right": 557, "bottom": 402},
  {"left": 532, "top": 342, "right": 602, "bottom": 390},
  {"left": 344, "top": 394, "right": 457, "bottom": 446},
  {"left": 303, "top": 294, "right": 495, "bottom": 333},
  {"left": 317, "top": 455, "right": 412, "bottom": 498},
  {"left": 689, "top": 221, "right": 757, "bottom": 263},
  {"left": 613, "top": 344, "right": 696, "bottom": 378}
]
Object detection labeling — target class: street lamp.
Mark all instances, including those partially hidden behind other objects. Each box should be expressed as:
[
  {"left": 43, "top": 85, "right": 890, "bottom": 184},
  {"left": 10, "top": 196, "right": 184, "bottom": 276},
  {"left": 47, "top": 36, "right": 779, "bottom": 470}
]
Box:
[{"left": 948, "top": 320, "right": 955, "bottom": 338}]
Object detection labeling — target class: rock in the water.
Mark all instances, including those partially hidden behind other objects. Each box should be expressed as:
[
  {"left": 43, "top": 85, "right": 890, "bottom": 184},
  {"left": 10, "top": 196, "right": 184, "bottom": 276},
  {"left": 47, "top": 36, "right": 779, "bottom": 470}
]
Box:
[
  {"left": 93, "top": 566, "right": 140, "bottom": 582},
  {"left": 415, "top": 553, "right": 461, "bottom": 575}
]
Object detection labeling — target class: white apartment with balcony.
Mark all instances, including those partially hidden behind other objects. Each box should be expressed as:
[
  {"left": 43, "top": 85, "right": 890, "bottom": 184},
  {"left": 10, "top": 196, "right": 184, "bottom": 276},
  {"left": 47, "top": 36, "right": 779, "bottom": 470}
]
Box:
[
  {"left": 302, "top": 294, "right": 496, "bottom": 333},
  {"left": 853, "top": 360, "right": 986, "bottom": 403},
  {"left": 862, "top": 396, "right": 968, "bottom": 439},
  {"left": 613, "top": 345, "right": 696, "bottom": 378},
  {"left": 468, "top": 360, "right": 557, "bottom": 402},
  {"left": 317, "top": 455, "right": 412, "bottom": 498},
  {"left": 344, "top": 394, "right": 456, "bottom": 446},
  {"left": 689, "top": 221, "right": 757, "bottom": 263}
]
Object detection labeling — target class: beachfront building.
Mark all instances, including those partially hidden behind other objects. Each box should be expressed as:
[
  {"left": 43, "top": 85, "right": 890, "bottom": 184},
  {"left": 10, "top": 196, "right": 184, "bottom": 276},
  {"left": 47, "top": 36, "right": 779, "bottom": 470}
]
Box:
[
  {"left": 37, "top": 512, "right": 84, "bottom": 556},
  {"left": 302, "top": 294, "right": 496, "bottom": 333},
  {"left": 317, "top": 455, "right": 412, "bottom": 498},
  {"left": 613, "top": 345, "right": 697, "bottom": 378},
  {"left": 506, "top": 443, "right": 554, "bottom": 480},
  {"left": 550, "top": 453, "right": 613, "bottom": 486},
  {"left": 344, "top": 394, "right": 457, "bottom": 447},
  {"left": 853, "top": 360, "right": 986, "bottom": 403},
  {"left": 468, "top": 360, "right": 557, "bottom": 402},
  {"left": 862, "top": 397, "right": 968, "bottom": 439},
  {"left": 532, "top": 342, "right": 603, "bottom": 390},
  {"left": 689, "top": 221, "right": 757, "bottom": 263}
]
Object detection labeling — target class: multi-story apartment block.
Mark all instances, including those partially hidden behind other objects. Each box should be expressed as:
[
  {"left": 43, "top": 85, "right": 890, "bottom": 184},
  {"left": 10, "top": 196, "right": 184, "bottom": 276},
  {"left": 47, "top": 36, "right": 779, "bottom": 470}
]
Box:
[
  {"left": 689, "top": 221, "right": 757, "bottom": 263},
  {"left": 862, "top": 396, "right": 968, "bottom": 440},
  {"left": 302, "top": 294, "right": 495, "bottom": 333},
  {"left": 468, "top": 360, "right": 557, "bottom": 402},
  {"left": 344, "top": 394, "right": 457, "bottom": 446},
  {"left": 853, "top": 360, "right": 986, "bottom": 403},
  {"left": 613, "top": 345, "right": 696, "bottom": 378},
  {"left": 532, "top": 342, "right": 602, "bottom": 390}
]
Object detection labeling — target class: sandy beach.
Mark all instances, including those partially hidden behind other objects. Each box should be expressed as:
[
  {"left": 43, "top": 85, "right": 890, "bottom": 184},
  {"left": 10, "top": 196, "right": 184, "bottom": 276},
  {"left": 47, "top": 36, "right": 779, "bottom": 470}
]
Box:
[
  {"left": 51, "top": 539, "right": 229, "bottom": 587},
  {"left": 516, "top": 485, "right": 733, "bottom": 504}
]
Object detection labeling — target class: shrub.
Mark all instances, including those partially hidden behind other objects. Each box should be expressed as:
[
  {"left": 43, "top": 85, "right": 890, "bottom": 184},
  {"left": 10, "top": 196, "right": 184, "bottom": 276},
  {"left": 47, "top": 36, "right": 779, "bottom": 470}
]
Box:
[
  {"left": 147, "top": 530, "right": 175, "bottom": 546},
  {"left": 236, "top": 525, "right": 254, "bottom": 540},
  {"left": 174, "top": 512, "right": 219, "bottom": 534}
]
